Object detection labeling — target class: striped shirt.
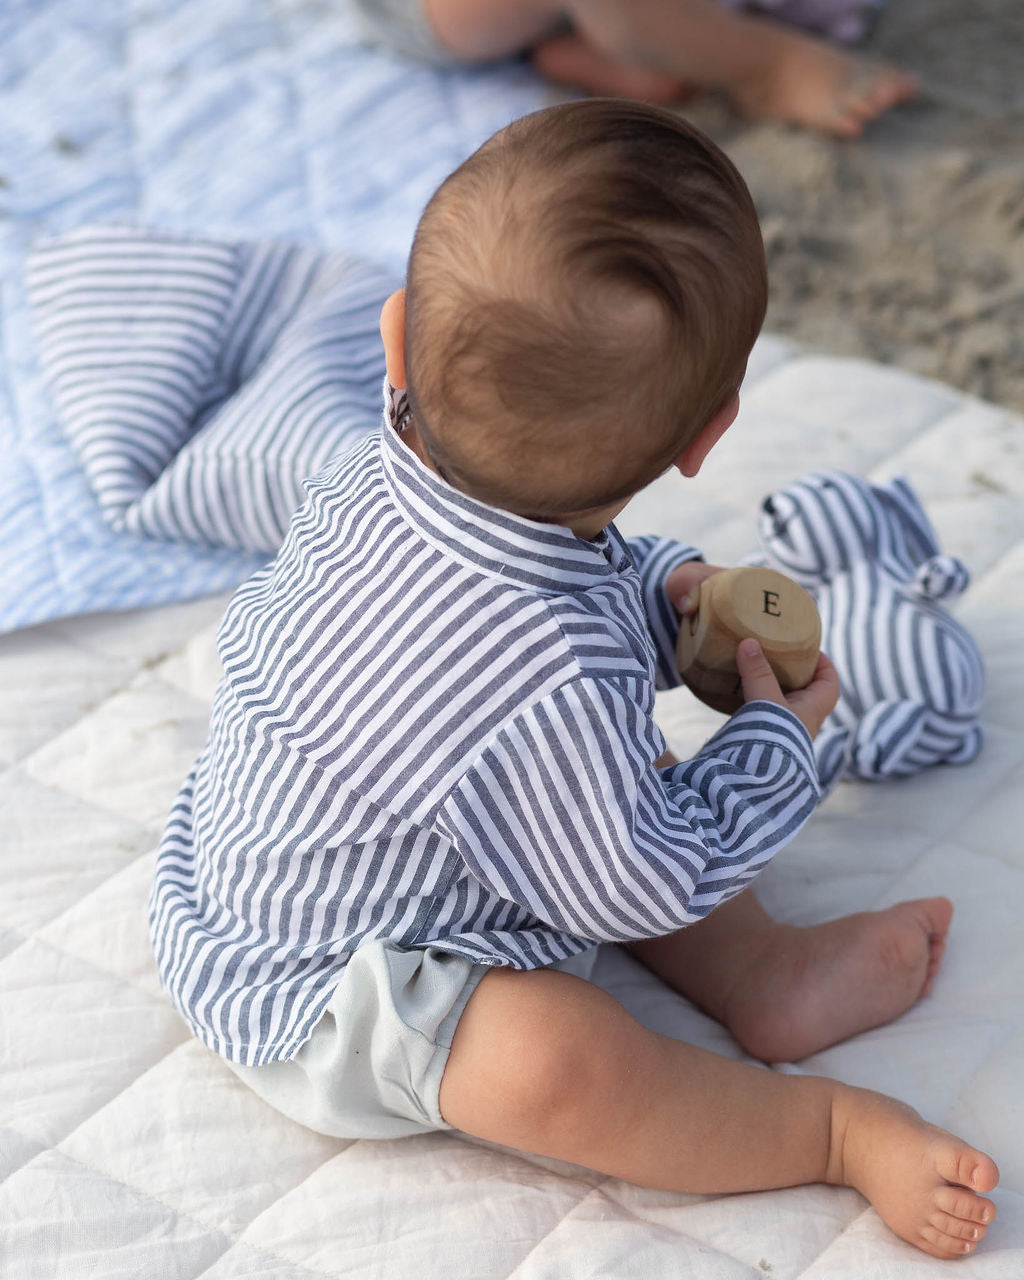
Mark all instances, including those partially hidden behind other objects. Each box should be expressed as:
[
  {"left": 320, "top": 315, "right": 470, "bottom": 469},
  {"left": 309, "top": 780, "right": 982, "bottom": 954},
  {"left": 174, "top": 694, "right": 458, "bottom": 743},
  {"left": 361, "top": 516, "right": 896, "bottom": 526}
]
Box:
[{"left": 150, "top": 385, "right": 821, "bottom": 1066}]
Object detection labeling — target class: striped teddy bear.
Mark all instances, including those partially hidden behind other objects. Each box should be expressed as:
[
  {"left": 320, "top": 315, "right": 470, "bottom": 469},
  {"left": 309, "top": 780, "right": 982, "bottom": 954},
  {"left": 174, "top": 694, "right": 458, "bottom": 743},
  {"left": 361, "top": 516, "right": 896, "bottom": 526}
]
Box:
[{"left": 755, "top": 471, "right": 984, "bottom": 789}]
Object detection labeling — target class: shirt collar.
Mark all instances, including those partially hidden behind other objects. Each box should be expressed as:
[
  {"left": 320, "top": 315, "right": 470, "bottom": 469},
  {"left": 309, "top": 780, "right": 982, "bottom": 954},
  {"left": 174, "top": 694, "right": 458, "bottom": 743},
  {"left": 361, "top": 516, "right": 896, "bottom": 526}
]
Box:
[{"left": 378, "top": 381, "right": 631, "bottom": 593}]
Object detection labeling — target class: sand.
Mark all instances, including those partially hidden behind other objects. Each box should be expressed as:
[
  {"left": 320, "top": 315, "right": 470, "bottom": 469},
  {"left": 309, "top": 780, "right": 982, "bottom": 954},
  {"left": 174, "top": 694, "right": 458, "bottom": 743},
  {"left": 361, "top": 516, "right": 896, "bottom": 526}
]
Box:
[{"left": 682, "top": 0, "right": 1024, "bottom": 413}]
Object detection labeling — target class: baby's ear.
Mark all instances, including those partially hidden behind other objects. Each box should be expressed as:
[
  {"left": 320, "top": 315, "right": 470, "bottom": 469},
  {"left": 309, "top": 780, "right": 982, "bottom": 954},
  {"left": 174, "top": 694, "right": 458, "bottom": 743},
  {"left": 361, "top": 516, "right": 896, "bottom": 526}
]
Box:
[
  {"left": 380, "top": 289, "right": 407, "bottom": 388},
  {"left": 675, "top": 393, "right": 740, "bottom": 478}
]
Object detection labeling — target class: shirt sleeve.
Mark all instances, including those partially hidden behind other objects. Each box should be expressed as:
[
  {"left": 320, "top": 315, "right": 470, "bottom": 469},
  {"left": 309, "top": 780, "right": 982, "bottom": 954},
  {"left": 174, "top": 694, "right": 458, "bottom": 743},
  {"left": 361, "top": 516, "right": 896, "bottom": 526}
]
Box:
[
  {"left": 622, "top": 534, "right": 704, "bottom": 690},
  {"left": 437, "top": 677, "right": 820, "bottom": 944}
]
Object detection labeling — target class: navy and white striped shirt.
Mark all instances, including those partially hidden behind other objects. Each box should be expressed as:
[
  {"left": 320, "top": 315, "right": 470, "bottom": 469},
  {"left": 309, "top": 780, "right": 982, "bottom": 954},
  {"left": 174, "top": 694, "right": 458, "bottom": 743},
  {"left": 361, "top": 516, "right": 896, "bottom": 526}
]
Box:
[{"left": 150, "top": 387, "right": 821, "bottom": 1066}]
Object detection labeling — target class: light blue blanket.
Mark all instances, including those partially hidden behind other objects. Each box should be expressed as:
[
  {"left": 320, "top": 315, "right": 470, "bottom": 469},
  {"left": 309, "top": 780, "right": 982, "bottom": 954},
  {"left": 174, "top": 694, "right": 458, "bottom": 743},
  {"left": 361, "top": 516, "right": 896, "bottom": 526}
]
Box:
[{"left": 0, "top": 0, "right": 551, "bottom": 632}]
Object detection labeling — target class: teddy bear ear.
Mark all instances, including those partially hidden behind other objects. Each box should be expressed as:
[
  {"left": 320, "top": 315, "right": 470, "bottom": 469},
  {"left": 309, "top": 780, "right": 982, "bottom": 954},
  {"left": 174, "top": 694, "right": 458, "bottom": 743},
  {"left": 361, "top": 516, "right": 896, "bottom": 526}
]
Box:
[
  {"left": 912, "top": 554, "right": 971, "bottom": 601},
  {"left": 871, "top": 476, "right": 944, "bottom": 566}
]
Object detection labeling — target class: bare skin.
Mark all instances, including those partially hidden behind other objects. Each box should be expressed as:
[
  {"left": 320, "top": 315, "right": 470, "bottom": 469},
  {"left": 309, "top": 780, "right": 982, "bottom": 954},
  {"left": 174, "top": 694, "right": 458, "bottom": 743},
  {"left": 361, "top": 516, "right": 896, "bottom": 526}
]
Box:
[
  {"left": 628, "top": 886, "right": 954, "bottom": 1063},
  {"left": 647, "top": 559, "right": 955, "bottom": 1063},
  {"left": 382, "top": 303, "right": 997, "bottom": 1256},
  {"left": 437, "top": 605, "right": 998, "bottom": 1258},
  {"left": 439, "top": 966, "right": 999, "bottom": 1260},
  {"left": 424, "top": 0, "right": 919, "bottom": 137}
]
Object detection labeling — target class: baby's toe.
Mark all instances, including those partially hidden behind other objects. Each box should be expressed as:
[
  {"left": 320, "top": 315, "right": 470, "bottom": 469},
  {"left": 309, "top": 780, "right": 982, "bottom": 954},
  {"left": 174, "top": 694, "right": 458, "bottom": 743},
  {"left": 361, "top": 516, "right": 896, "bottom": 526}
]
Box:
[
  {"left": 831, "top": 114, "right": 865, "bottom": 139},
  {"left": 920, "top": 895, "right": 954, "bottom": 942},
  {"left": 839, "top": 69, "right": 921, "bottom": 133},
  {"left": 935, "top": 1184, "right": 996, "bottom": 1225},
  {"left": 935, "top": 1142, "right": 1000, "bottom": 1193},
  {"left": 929, "top": 1209, "right": 986, "bottom": 1243},
  {"left": 918, "top": 1224, "right": 979, "bottom": 1260},
  {"left": 921, "top": 940, "right": 946, "bottom": 994},
  {"left": 838, "top": 67, "right": 894, "bottom": 123}
]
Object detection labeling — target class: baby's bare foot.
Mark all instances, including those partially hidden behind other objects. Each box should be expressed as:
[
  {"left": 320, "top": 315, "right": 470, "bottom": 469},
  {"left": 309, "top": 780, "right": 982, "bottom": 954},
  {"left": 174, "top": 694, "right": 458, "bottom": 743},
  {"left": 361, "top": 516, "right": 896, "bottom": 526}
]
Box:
[
  {"left": 724, "top": 897, "right": 953, "bottom": 1062},
  {"left": 829, "top": 1086, "right": 999, "bottom": 1259},
  {"left": 732, "top": 36, "right": 918, "bottom": 137}
]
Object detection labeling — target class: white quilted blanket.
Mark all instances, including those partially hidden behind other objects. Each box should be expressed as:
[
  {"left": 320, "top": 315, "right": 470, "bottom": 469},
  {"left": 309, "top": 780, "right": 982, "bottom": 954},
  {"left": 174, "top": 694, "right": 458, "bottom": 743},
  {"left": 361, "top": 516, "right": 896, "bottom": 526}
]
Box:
[{"left": 3, "top": 335, "right": 1023, "bottom": 1278}]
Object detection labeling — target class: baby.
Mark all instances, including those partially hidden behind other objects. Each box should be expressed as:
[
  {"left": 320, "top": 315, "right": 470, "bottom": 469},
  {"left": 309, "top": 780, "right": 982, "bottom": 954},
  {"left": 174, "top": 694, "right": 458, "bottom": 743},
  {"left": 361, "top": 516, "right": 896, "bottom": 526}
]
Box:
[
  {"left": 150, "top": 99, "right": 996, "bottom": 1259},
  {"left": 352, "top": 0, "right": 919, "bottom": 137}
]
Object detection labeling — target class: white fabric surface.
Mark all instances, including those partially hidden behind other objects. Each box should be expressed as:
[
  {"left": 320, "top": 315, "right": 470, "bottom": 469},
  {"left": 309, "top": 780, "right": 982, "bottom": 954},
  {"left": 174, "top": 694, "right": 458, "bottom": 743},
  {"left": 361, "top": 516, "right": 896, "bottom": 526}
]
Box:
[{"left": 3, "top": 336, "right": 1024, "bottom": 1277}]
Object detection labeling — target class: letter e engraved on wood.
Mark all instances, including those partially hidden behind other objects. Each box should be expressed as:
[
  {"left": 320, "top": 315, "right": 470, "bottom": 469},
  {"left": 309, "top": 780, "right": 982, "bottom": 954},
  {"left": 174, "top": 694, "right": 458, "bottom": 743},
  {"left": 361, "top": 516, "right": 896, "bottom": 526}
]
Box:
[{"left": 676, "top": 567, "right": 821, "bottom": 715}]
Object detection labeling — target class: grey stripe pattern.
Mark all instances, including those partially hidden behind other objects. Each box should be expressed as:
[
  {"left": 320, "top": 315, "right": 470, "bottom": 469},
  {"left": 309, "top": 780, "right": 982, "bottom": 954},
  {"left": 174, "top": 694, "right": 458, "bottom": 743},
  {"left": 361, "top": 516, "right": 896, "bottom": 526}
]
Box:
[
  {"left": 150, "top": 388, "right": 821, "bottom": 1066},
  {"left": 28, "top": 227, "right": 396, "bottom": 552},
  {"left": 757, "top": 470, "right": 984, "bottom": 786}
]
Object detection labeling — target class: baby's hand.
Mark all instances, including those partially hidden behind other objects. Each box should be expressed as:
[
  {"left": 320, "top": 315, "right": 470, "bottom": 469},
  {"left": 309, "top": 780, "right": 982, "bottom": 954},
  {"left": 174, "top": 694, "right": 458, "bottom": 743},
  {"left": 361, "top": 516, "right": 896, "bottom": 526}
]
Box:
[
  {"left": 666, "top": 561, "right": 726, "bottom": 616},
  {"left": 736, "top": 638, "right": 840, "bottom": 740}
]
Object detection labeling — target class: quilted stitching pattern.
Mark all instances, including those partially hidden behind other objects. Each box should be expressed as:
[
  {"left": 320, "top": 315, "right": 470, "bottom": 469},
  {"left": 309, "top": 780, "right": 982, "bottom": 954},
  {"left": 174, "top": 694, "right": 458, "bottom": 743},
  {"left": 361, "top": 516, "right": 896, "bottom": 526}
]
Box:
[
  {"left": 4, "top": 343, "right": 1024, "bottom": 1276},
  {"left": 2, "top": 2, "right": 1024, "bottom": 1275}
]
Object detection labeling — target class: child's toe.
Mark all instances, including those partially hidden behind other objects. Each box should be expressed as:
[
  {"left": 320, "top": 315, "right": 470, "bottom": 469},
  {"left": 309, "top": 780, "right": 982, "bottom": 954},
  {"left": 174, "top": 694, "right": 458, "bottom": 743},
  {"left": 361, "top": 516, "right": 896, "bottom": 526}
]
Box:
[
  {"left": 918, "top": 1225, "right": 978, "bottom": 1259},
  {"left": 935, "top": 1142, "right": 1000, "bottom": 1193},
  {"left": 917, "top": 895, "right": 954, "bottom": 943},
  {"left": 930, "top": 1210, "right": 985, "bottom": 1243},
  {"left": 935, "top": 1184, "right": 996, "bottom": 1224},
  {"left": 831, "top": 114, "right": 864, "bottom": 139}
]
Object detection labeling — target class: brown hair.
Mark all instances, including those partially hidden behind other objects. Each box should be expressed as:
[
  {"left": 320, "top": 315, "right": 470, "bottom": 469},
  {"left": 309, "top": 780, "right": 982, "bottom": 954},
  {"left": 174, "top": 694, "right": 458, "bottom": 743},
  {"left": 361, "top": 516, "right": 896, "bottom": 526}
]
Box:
[{"left": 404, "top": 98, "right": 766, "bottom": 518}]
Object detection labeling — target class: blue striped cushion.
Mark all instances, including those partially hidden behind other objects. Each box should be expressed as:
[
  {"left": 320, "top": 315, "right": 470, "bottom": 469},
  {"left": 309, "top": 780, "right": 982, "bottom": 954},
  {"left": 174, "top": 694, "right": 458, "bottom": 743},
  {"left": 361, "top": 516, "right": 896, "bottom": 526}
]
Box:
[
  {"left": 28, "top": 227, "right": 396, "bottom": 553},
  {"left": 757, "top": 470, "right": 984, "bottom": 786}
]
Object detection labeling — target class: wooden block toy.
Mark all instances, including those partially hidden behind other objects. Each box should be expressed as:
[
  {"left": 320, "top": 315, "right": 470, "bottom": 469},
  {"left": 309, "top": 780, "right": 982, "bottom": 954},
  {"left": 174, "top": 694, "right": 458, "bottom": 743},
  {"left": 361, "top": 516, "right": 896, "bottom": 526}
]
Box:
[{"left": 676, "top": 566, "right": 821, "bottom": 715}]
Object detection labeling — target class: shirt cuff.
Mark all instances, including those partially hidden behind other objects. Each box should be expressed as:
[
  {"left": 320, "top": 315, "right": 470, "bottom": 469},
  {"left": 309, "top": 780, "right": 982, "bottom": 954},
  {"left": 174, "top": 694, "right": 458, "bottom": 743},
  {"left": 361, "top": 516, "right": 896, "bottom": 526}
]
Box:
[{"left": 695, "top": 699, "right": 821, "bottom": 798}]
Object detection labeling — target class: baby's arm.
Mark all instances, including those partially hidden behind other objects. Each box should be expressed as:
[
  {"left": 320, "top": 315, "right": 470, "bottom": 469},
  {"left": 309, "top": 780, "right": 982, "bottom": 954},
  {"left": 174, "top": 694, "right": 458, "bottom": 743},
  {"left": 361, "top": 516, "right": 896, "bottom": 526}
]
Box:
[
  {"left": 438, "top": 673, "right": 823, "bottom": 943},
  {"left": 622, "top": 534, "right": 708, "bottom": 690}
]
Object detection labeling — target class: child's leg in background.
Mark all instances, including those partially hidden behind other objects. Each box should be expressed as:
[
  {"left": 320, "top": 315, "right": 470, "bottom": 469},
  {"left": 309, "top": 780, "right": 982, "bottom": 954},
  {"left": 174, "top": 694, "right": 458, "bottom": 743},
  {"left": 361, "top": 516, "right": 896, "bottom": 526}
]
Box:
[
  {"left": 422, "top": 0, "right": 918, "bottom": 136},
  {"left": 439, "top": 964, "right": 998, "bottom": 1260},
  {"left": 421, "top": 0, "right": 686, "bottom": 98},
  {"left": 421, "top": 0, "right": 565, "bottom": 59}
]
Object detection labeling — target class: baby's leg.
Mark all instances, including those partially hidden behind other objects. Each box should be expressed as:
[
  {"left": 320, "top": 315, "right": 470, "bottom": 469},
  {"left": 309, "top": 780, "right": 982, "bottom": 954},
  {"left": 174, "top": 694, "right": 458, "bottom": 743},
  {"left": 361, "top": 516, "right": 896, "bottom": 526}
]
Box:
[
  {"left": 626, "top": 889, "right": 952, "bottom": 1062},
  {"left": 439, "top": 967, "right": 997, "bottom": 1258}
]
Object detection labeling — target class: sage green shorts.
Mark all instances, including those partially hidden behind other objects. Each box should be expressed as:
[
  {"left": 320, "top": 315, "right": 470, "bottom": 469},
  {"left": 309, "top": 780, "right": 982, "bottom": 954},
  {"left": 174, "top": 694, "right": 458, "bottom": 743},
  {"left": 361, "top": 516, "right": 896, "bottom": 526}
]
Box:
[{"left": 228, "top": 940, "right": 599, "bottom": 1140}]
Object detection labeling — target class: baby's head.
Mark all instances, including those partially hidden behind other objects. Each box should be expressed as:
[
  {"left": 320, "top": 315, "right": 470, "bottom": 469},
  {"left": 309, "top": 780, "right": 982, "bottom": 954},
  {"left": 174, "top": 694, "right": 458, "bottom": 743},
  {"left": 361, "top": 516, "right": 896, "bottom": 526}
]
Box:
[{"left": 397, "top": 98, "right": 766, "bottom": 521}]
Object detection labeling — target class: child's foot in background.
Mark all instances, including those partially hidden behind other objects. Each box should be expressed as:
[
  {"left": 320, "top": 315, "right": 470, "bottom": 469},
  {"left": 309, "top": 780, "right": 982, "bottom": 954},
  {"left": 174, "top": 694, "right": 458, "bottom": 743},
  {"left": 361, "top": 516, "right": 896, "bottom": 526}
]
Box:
[
  {"left": 533, "top": 11, "right": 917, "bottom": 137},
  {"left": 731, "top": 33, "right": 918, "bottom": 136}
]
